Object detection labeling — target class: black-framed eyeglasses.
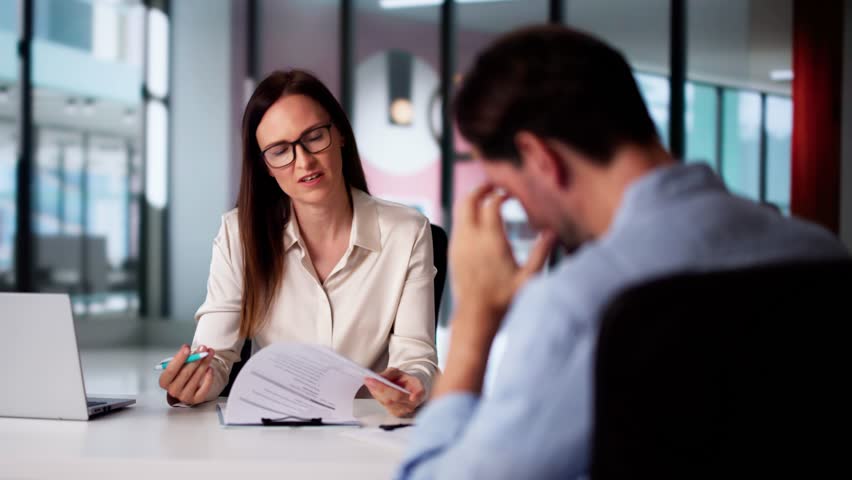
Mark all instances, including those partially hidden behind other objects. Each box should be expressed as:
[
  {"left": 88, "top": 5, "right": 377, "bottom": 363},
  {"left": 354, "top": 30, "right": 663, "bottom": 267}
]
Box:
[{"left": 261, "top": 123, "right": 333, "bottom": 169}]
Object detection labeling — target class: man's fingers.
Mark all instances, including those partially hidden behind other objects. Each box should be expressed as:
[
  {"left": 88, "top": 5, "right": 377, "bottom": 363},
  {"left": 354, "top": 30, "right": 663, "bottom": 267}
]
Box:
[
  {"left": 520, "top": 230, "right": 557, "bottom": 278},
  {"left": 482, "top": 191, "right": 510, "bottom": 230},
  {"left": 456, "top": 183, "right": 495, "bottom": 227}
]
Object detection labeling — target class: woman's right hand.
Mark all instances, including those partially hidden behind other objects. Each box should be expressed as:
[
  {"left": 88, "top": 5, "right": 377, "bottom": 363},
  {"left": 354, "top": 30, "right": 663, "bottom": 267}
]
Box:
[{"left": 158, "top": 344, "right": 216, "bottom": 406}]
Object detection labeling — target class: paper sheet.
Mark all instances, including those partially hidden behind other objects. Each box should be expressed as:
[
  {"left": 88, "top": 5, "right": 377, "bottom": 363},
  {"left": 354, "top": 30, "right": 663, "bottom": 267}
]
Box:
[{"left": 222, "top": 342, "right": 409, "bottom": 425}]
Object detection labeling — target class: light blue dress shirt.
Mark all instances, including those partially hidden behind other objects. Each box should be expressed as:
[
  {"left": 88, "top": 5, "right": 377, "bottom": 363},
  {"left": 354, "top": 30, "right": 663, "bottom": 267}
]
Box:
[{"left": 397, "top": 164, "right": 848, "bottom": 480}]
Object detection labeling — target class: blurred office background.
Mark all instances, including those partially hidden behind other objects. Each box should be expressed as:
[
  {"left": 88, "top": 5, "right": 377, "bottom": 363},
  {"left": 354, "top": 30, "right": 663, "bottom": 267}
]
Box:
[{"left": 1, "top": 0, "right": 851, "bottom": 364}]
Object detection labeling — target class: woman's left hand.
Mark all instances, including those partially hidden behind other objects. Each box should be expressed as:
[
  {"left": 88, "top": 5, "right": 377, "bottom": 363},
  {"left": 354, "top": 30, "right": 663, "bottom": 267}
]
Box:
[{"left": 365, "top": 368, "right": 425, "bottom": 418}]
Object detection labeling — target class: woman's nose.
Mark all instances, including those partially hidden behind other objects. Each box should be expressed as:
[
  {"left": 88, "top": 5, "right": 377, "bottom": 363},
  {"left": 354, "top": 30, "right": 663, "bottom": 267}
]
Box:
[{"left": 293, "top": 144, "right": 318, "bottom": 170}]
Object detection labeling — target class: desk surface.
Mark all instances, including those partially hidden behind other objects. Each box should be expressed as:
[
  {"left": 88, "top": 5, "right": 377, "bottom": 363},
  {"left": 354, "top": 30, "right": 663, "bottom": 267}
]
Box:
[{"left": 0, "top": 350, "right": 412, "bottom": 480}]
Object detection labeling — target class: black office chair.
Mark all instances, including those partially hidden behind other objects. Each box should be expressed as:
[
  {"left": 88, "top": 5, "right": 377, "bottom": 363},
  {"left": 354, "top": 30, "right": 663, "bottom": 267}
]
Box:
[
  {"left": 430, "top": 223, "right": 449, "bottom": 328},
  {"left": 221, "top": 223, "right": 449, "bottom": 397},
  {"left": 590, "top": 260, "right": 851, "bottom": 479}
]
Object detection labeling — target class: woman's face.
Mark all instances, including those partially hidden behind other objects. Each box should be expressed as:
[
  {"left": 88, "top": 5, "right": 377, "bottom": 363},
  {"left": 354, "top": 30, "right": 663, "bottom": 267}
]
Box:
[{"left": 255, "top": 94, "right": 347, "bottom": 207}]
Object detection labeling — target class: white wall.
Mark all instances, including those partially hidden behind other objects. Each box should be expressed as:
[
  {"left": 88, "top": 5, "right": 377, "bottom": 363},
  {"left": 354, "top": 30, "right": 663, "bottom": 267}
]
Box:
[
  {"left": 842, "top": 0, "right": 852, "bottom": 249},
  {"left": 169, "top": 0, "right": 239, "bottom": 321}
]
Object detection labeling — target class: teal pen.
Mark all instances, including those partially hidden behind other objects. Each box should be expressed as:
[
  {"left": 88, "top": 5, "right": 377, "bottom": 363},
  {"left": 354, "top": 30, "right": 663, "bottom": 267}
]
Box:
[{"left": 154, "top": 351, "right": 209, "bottom": 371}]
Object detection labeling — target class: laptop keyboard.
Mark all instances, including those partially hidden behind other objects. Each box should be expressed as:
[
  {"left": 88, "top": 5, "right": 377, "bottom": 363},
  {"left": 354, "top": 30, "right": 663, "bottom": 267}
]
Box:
[{"left": 87, "top": 400, "right": 107, "bottom": 407}]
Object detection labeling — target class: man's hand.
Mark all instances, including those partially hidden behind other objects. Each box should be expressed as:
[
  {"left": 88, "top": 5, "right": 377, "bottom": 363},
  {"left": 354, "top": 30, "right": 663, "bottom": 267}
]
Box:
[
  {"left": 433, "top": 185, "right": 555, "bottom": 399},
  {"left": 449, "top": 184, "right": 556, "bottom": 325}
]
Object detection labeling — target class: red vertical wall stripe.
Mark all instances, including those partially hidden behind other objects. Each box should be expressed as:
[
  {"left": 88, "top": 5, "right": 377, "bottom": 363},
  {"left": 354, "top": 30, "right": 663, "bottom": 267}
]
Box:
[{"left": 791, "top": 0, "right": 844, "bottom": 233}]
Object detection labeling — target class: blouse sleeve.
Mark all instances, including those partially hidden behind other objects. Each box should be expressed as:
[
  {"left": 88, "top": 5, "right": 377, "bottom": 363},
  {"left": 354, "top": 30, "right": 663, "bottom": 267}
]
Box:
[
  {"left": 387, "top": 217, "right": 440, "bottom": 397},
  {"left": 191, "top": 214, "right": 246, "bottom": 402}
]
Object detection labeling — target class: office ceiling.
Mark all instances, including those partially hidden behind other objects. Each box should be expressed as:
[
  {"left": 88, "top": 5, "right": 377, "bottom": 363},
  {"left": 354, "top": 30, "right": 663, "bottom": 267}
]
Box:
[
  {"left": 0, "top": 0, "right": 792, "bottom": 143},
  {"left": 0, "top": 88, "right": 141, "bottom": 142},
  {"left": 357, "top": 0, "right": 793, "bottom": 95}
]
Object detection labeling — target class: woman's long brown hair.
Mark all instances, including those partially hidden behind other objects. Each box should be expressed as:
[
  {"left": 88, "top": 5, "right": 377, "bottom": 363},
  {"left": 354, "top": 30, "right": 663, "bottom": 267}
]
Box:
[{"left": 237, "top": 70, "right": 369, "bottom": 338}]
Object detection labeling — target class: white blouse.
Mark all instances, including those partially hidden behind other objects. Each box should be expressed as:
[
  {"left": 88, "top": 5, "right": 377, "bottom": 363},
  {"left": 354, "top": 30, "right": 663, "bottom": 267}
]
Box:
[{"left": 192, "top": 189, "right": 439, "bottom": 402}]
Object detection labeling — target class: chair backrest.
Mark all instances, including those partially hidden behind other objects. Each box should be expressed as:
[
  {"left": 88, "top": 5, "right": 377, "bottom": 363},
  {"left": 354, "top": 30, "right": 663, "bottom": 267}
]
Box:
[
  {"left": 220, "top": 339, "right": 252, "bottom": 397},
  {"left": 430, "top": 223, "right": 449, "bottom": 328},
  {"left": 591, "top": 260, "right": 851, "bottom": 479},
  {"left": 221, "top": 223, "right": 450, "bottom": 397}
]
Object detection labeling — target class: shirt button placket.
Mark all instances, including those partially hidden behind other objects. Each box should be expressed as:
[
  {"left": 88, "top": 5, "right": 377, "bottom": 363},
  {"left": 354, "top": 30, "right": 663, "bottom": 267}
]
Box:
[{"left": 318, "top": 284, "right": 333, "bottom": 347}]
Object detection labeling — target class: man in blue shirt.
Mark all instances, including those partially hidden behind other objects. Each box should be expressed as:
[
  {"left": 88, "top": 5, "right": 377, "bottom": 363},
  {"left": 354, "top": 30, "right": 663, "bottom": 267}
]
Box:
[{"left": 397, "top": 26, "right": 848, "bottom": 479}]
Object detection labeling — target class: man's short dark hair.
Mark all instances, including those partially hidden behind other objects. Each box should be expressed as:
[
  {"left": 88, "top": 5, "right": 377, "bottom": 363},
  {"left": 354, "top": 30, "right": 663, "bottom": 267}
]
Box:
[{"left": 454, "top": 25, "right": 659, "bottom": 165}]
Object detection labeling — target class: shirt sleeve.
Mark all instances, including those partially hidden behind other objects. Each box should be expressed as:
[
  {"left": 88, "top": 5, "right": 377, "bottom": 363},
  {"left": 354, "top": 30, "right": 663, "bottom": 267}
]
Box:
[
  {"left": 396, "top": 280, "right": 594, "bottom": 479},
  {"left": 388, "top": 217, "right": 440, "bottom": 397},
  {"left": 191, "top": 215, "right": 246, "bottom": 402}
]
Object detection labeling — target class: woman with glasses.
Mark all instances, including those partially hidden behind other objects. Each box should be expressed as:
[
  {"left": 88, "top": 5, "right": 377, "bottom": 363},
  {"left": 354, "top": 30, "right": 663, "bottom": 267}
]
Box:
[{"left": 157, "top": 70, "right": 438, "bottom": 417}]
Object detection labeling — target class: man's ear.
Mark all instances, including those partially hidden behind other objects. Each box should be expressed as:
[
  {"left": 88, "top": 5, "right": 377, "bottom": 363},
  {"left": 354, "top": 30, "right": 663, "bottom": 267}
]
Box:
[{"left": 514, "top": 131, "right": 568, "bottom": 188}]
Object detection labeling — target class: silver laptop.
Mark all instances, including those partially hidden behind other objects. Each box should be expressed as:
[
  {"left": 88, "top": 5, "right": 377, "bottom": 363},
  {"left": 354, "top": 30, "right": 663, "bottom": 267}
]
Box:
[{"left": 0, "top": 293, "right": 135, "bottom": 420}]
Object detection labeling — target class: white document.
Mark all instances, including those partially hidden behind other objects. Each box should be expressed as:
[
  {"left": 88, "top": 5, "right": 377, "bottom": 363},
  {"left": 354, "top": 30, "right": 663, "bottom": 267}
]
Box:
[{"left": 222, "top": 342, "right": 409, "bottom": 425}]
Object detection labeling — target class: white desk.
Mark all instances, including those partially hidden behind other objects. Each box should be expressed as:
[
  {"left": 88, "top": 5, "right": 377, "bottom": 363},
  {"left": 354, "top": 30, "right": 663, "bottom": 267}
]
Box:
[{"left": 0, "top": 349, "right": 412, "bottom": 480}]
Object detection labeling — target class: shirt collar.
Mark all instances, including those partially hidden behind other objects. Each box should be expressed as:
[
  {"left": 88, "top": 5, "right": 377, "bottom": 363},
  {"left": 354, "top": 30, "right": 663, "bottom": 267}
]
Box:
[
  {"left": 282, "top": 188, "right": 381, "bottom": 253},
  {"left": 283, "top": 211, "right": 300, "bottom": 252},
  {"left": 611, "top": 163, "right": 726, "bottom": 233},
  {"left": 350, "top": 188, "right": 382, "bottom": 252}
]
